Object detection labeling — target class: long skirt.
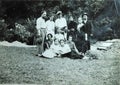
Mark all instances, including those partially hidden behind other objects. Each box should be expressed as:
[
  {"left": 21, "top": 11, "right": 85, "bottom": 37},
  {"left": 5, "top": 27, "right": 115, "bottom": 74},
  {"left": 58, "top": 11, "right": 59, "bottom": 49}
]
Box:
[{"left": 42, "top": 49, "right": 57, "bottom": 58}]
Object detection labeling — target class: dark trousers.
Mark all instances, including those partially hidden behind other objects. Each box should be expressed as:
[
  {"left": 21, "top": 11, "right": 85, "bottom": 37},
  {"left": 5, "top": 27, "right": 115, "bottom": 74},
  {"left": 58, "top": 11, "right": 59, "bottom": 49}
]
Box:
[{"left": 61, "top": 52, "right": 84, "bottom": 59}]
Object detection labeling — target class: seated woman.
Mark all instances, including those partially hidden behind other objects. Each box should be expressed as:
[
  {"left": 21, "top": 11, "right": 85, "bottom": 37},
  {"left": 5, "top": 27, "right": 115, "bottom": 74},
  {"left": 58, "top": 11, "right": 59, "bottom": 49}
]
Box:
[
  {"left": 54, "top": 29, "right": 65, "bottom": 41},
  {"left": 59, "top": 39, "right": 71, "bottom": 57},
  {"left": 67, "top": 36, "right": 83, "bottom": 59},
  {"left": 44, "top": 33, "right": 53, "bottom": 50},
  {"left": 42, "top": 38, "right": 61, "bottom": 58}
]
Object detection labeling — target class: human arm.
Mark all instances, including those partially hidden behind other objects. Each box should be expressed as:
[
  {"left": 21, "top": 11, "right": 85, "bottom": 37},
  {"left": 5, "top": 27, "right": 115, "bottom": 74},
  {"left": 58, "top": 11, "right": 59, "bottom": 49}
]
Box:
[
  {"left": 36, "top": 18, "right": 41, "bottom": 35},
  {"left": 73, "top": 43, "right": 81, "bottom": 55},
  {"left": 77, "top": 23, "right": 84, "bottom": 32}
]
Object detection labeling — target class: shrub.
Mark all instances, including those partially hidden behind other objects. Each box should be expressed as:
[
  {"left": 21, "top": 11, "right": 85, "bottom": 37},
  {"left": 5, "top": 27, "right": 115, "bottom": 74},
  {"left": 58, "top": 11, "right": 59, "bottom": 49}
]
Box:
[
  {"left": 25, "top": 18, "right": 37, "bottom": 45},
  {"left": 14, "top": 22, "right": 28, "bottom": 42},
  {"left": 0, "top": 19, "right": 7, "bottom": 41},
  {"left": 14, "top": 18, "right": 37, "bottom": 45}
]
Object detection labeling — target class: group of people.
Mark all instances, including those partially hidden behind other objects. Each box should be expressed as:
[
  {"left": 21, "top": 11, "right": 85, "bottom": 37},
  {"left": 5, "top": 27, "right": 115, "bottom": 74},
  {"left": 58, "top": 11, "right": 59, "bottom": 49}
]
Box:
[{"left": 36, "top": 10, "right": 92, "bottom": 59}]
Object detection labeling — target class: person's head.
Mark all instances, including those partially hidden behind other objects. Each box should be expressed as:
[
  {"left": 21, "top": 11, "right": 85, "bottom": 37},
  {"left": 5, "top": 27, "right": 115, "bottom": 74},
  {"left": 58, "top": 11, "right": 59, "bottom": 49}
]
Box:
[
  {"left": 54, "top": 38, "right": 59, "bottom": 45},
  {"left": 69, "top": 16, "right": 74, "bottom": 21},
  {"left": 60, "top": 39, "right": 65, "bottom": 47},
  {"left": 57, "top": 11, "right": 62, "bottom": 18},
  {"left": 41, "top": 11, "right": 47, "bottom": 18},
  {"left": 78, "top": 17, "right": 83, "bottom": 24},
  {"left": 49, "top": 13, "right": 54, "bottom": 21},
  {"left": 82, "top": 13, "right": 88, "bottom": 23},
  {"left": 49, "top": 15, "right": 54, "bottom": 21},
  {"left": 47, "top": 33, "right": 53, "bottom": 40},
  {"left": 68, "top": 35, "right": 73, "bottom": 42}
]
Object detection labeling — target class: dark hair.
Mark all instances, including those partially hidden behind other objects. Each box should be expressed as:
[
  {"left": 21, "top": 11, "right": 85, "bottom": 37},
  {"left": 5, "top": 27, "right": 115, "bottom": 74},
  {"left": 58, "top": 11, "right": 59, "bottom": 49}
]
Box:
[
  {"left": 54, "top": 38, "right": 58, "bottom": 42},
  {"left": 47, "top": 33, "right": 53, "bottom": 38},
  {"left": 41, "top": 10, "right": 46, "bottom": 16},
  {"left": 82, "top": 13, "right": 88, "bottom": 18}
]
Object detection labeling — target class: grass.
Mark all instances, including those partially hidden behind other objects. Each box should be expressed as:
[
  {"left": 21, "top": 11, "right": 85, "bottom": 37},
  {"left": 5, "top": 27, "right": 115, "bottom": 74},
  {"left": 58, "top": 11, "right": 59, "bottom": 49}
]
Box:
[{"left": 0, "top": 42, "right": 120, "bottom": 84}]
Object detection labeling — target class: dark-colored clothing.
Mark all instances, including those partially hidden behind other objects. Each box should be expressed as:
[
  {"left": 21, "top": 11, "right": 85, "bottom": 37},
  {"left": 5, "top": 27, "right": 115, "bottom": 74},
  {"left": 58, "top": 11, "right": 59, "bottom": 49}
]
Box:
[
  {"left": 67, "top": 21, "right": 78, "bottom": 42},
  {"left": 44, "top": 39, "right": 53, "bottom": 50},
  {"left": 81, "top": 41, "right": 90, "bottom": 53},
  {"left": 67, "top": 31, "right": 77, "bottom": 42},
  {"left": 75, "top": 21, "right": 92, "bottom": 53},
  {"left": 68, "top": 21, "right": 77, "bottom": 31},
  {"left": 81, "top": 21, "right": 92, "bottom": 36},
  {"left": 67, "top": 41, "right": 83, "bottom": 59}
]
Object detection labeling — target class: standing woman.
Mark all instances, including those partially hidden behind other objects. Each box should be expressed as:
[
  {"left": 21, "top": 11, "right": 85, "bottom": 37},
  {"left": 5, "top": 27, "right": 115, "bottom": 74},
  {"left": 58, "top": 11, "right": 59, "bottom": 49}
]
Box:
[
  {"left": 81, "top": 13, "right": 92, "bottom": 51},
  {"left": 55, "top": 11, "right": 68, "bottom": 40},
  {"left": 75, "top": 16, "right": 85, "bottom": 55},
  {"left": 46, "top": 13, "right": 55, "bottom": 39},
  {"left": 36, "top": 11, "right": 47, "bottom": 56},
  {"left": 76, "top": 12, "right": 92, "bottom": 57}
]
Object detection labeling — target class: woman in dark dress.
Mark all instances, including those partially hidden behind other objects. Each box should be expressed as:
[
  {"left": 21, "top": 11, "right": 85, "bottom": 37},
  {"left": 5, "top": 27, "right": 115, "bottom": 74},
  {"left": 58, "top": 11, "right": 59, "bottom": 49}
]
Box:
[
  {"left": 75, "top": 13, "right": 92, "bottom": 56},
  {"left": 67, "top": 15, "right": 78, "bottom": 42},
  {"left": 44, "top": 33, "right": 53, "bottom": 50}
]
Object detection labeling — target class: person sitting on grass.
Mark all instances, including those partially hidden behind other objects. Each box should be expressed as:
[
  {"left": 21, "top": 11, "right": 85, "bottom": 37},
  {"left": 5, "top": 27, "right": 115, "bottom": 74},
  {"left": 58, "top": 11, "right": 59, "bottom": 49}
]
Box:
[
  {"left": 67, "top": 35, "right": 83, "bottom": 59},
  {"left": 44, "top": 33, "right": 53, "bottom": 50},
  {"left": 59, "top": 39, "right": 71, "bottom": 57},
  {"left": 54, "top": 29, "right": 65, "bottom": 41},
  {"left": 42, "top": 38, "right": 61, "bottom": 58}
]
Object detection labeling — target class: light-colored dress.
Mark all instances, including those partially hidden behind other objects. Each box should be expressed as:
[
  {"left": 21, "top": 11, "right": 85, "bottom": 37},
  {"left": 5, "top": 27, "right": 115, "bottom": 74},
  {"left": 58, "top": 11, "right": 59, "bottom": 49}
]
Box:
[
  {"left": 42, "top": 43, "right": 61, "bottom": 58},
  {"left": 60, "top": 44, "right": 71, "bottom": 54},
  {"left": 54, "top": 33, "right": 65, "bottom": 41},
  {"left": 46, "top": 20, "right": 55, "bottom": 37},
  {"left": 55, "top": 17, "right": 67, "bottom": 39}
]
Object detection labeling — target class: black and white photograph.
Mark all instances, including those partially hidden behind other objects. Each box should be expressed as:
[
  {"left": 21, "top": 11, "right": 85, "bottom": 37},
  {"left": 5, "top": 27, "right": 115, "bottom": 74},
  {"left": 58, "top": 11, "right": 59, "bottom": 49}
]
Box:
[{"left": 0, "top": 0, "right": 120, "bottom": 84}]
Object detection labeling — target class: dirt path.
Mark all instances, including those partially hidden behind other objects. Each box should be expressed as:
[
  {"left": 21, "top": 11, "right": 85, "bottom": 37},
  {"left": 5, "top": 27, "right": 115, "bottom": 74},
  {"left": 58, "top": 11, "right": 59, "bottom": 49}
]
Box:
[{"left": 0, "top": 40, "right": 120, "bottom": 85}]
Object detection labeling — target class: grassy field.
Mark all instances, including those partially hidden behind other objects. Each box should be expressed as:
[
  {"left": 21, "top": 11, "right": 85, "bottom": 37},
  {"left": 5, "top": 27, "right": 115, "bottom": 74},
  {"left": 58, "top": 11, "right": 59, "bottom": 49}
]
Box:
[{"left": 0, "top": 40, "right": 120, "bottom": 85}]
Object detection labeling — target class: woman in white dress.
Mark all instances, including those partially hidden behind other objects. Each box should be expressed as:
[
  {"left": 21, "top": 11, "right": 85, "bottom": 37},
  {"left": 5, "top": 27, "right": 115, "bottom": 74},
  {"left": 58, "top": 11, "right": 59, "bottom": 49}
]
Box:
[
  {"left": 46, "top": 14, "right": 55, "bottom": 39},
  {"left": 54, "top": 29, "right": 65, "bottom": 41},
  {"left": 42, "top": 39, "right": 61, "bottom": 58}
]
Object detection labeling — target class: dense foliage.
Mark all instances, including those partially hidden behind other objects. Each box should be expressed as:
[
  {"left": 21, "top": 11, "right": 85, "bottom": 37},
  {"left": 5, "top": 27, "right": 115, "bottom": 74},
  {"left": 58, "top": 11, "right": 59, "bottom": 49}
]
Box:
[{"left": 0, "top": 0, "right": 119, "bottom": 44}]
